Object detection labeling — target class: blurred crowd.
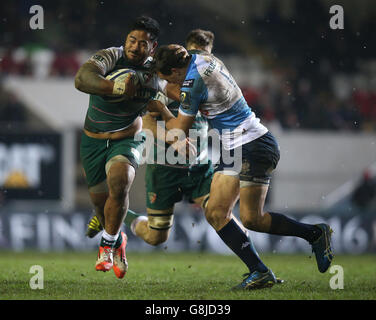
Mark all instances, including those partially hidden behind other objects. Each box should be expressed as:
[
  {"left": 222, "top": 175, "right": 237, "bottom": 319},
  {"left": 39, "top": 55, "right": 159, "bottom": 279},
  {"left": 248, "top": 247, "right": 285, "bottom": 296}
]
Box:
[
  {"left": 241, "top": 66, "right": 376, "bottom": 131},
  {"left": 0, "top": 46, "right": 82, "bottom": 78},
  {"left": 351, "top": 169, "right": 376, "bottom": 210},
  {"left": 0, "top": 0, "right": 375, "bottom": 131},
  {"left": 245, "top": 0, "right": 376, "bottom": 131}
]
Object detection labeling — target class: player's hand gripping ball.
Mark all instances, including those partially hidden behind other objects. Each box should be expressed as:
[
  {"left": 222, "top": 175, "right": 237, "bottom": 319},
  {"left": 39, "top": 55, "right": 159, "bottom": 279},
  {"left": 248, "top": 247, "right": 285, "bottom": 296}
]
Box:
[{"left": 106, "top": 68, "right": 139, "bottom": 101}]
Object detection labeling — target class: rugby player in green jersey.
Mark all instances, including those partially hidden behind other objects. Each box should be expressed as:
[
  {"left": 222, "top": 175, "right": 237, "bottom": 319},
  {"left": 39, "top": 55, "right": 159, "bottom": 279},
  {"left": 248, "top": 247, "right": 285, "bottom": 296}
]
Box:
[
  {"left": 75, "top": 16, "right": 165, "bottom": 279},
  {"left": 86, "top": 29, "right": 220, "bottom": 244}
]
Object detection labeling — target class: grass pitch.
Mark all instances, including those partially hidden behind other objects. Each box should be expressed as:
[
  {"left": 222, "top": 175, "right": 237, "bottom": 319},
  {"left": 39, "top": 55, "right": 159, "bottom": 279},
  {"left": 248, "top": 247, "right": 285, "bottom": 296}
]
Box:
[{"left": 0, "top": 251, "right": 375, "bottom": 300}]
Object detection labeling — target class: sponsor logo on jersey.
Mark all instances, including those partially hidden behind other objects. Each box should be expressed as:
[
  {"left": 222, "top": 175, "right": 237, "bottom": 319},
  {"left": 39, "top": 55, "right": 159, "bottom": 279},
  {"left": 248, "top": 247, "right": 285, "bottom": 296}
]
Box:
[
  {"left": 203, "top": 59, "right": 217, "bottom": 77},
  {"left": 180, "top": 91, "right": 191, "bottom": 110},
  {"left": 241, "top": 160, "right": 251, "bottom": 174},
  {"left": 92, "top": 54, "right": 105, "bottom": 62},
  {"left": 182, "top": 79, "right": 195, "bottom": 88},
  {"left": 180, "top": 92, "right": 187, "bottom": 102},
  {"left": 148, "top": 192, "right": 157, "bottom": 204},
  {"left": 241, "top": 241, "right": 250, "bottom": 249}
]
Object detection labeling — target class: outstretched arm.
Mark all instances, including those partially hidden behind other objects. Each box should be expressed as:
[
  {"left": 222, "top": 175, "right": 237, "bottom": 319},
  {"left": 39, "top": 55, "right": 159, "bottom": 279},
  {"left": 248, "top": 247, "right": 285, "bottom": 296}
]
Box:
[
  {"left": 142, "top": 101, "right": 165, "bottom": 142},
  {"left": 151, "top": 100, "right": 194, "bottom": 134},
  {"left": 144, "top": 99, "right": 186, "bottom": 142},
  {"left": 145, "top": 100, "right": 196, "bottom": 157}
]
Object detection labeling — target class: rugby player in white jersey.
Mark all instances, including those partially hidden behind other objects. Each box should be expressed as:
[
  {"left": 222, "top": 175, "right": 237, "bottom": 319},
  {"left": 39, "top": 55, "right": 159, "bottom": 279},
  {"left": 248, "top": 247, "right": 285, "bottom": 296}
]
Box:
[{"left": 151, "top": 45, "right": 334, "bottom": 289}]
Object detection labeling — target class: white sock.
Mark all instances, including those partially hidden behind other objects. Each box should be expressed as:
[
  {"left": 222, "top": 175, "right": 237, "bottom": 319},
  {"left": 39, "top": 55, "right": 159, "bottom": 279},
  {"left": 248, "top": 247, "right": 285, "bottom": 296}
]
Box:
[
  {"left": 102, "top": 230, "right": 119, "bottom": 243},
  {"left": 131, "top": 216, "right": 148, "bottom": 236}
]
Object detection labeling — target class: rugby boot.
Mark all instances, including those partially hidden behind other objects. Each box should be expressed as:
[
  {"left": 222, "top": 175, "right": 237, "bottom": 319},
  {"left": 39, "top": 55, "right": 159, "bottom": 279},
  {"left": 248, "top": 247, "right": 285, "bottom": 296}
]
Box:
[
  {"left": 86, "top": 215, "right": 103, "bottom": 238},
  {"left": 95, "top": 246, "right": 113, "bottom": 272},
  {"left": 311, "top": 223, "right": 334, "bottom": 273},
  {"left": 232, "top": 269, "right": 277, "bottom": 290},
  {"left": 276, "top": 277, "right": 284, "bottom": 284},
  {"left": 112, "top": 231, "right": 128, "bottom": 279}
]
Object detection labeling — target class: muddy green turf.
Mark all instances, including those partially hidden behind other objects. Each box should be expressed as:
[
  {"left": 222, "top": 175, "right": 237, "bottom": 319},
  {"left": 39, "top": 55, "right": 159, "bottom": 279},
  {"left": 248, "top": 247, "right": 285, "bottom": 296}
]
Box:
[{"left": 0, "top": 251, "right": 375, "bottom": 300}]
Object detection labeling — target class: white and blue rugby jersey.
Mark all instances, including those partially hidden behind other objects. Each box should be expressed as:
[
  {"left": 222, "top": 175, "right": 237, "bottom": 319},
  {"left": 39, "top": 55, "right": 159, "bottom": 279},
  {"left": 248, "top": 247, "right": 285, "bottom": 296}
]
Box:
[{"left": 179, "top": 53, "right": 268, "bottom": 150}]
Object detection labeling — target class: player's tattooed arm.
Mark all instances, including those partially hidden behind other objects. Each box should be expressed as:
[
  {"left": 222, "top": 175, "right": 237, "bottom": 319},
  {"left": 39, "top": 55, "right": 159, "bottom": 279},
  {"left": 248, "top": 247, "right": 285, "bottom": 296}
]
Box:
[
  {"left": 74, "top": 62, "right": 114, "bottom": 95},
  {"left": 75, "top": 62, "right": 137, "bottom": 96},
  {"left": 75, "top": 47, "right": 137, "bottom": 96}
]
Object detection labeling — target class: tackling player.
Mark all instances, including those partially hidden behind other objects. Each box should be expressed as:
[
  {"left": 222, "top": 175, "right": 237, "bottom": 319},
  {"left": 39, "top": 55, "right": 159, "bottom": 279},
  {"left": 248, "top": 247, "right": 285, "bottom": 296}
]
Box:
[
  {"left": 122, "top": 30, "right": 218, "bottom": 246},
  {"left": 75, "top": 16, "right": 164, "bottom": 279},
  {"left": 151, "top": 44, "right": 334, "bottom": 290}
]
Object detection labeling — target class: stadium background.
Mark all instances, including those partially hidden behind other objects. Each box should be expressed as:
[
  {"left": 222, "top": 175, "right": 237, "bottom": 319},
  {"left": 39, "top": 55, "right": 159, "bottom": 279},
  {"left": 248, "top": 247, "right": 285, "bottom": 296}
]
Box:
[{"left": 0, "top": 0, "right": 375, "bottom": 258}]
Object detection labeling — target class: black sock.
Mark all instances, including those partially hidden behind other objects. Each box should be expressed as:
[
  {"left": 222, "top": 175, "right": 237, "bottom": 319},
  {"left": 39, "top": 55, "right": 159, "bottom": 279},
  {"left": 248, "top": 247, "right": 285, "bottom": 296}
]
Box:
[
  {"left": 268, "top": 212, "right": 322, "bottom": 243},
  {"left": 100, "top": 232, "right": 122, "bottom": 248},
  {"left": 114, "top": 233, "right": 123, "bottom": 248},
  {"left": 217, "top": 219, "right": 268, "bottom": 273},
  {"left": 100, "top": 237, "right": 116, "bottom": 248}
]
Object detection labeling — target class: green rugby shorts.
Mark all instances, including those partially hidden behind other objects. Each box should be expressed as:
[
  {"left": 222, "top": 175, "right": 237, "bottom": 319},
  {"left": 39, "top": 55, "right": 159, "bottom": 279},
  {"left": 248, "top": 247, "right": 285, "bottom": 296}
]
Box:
[
  {"left": 145, "top": 163, "right": 213, "bottom": 210},
  {"left": 80, "top": 131, "right": 146, "bottom": 188}
]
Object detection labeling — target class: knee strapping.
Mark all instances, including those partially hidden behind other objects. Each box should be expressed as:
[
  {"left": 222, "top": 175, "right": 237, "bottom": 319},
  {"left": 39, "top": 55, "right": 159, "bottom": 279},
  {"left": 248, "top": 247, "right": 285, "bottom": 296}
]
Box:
[{"left": 148, "top": 211, "right": 174, "bottom": 230}]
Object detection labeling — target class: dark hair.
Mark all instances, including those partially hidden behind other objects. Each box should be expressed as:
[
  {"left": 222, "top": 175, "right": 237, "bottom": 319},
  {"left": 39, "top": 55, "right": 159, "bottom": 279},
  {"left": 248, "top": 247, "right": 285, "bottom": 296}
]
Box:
[
  {"left": 185, "top": 29, "right": 214, "bottom": 48},
  {"left": 130, "top": 16, "right": 160, "bottom": 41},
  {"left": 152, "top": 45, "right": 190, "bottom": 75}
]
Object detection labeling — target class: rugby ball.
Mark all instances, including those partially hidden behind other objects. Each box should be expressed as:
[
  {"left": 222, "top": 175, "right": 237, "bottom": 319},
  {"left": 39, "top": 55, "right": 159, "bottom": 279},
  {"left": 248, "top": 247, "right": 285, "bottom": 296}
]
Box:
[
  {"left": 106, "top": 68, "right": 136, "bottom": 82},
  {"left": 105, "top": 68, "right": 136, "bottom": 102}
]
